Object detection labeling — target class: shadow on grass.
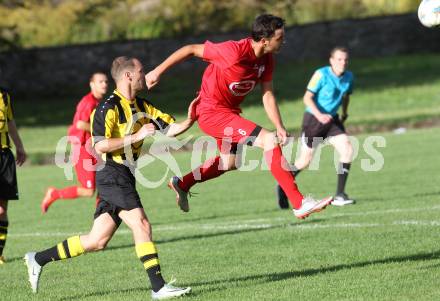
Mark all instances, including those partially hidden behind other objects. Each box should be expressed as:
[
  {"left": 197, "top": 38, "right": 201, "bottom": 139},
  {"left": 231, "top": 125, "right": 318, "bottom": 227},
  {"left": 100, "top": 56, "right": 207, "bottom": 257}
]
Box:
[
  {"left": 412, "top": 191, "right": 440, "bottom": 198},
  {"left": 57, "top": 287, "right": 148, "bottom": 301},
  {"left": 106, "top": 218, "right": 326, "bottom": 252},
  {"left": 191, "top": 250, "right": 440, "bottom": 293},
  {"left": 58, "top": 286, "right": 199, "bottom": 301},
  {"left": 55, "top": 249, "right": 440, "bottom": 300},
  {"left": 152, "top": 207, "right": 282, "bottom": 226},
  {"left": 5, "top": 256, "right": 25, "bottom": 263},
  {"left": 353, "top": 196, "right": 386, "bottom": 203}
]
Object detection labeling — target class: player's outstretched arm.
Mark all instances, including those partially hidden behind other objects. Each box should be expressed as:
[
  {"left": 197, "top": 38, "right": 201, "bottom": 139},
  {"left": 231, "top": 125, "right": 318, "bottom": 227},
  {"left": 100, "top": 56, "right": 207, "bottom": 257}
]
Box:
[
  {"left": 165, "top": 95, "right": 200, "bottom": 137},
  {"left": 261, "top": 81, "right": 288, "bottom": 145},
  {"left": 94, "top": 123, "right": 155, "bottom": 155},
  {"left": 7, "top": 120, "right": 26, "bottom": 166},
  {"left": 145, "top": 44, "right": 204, "bottom": 90}
]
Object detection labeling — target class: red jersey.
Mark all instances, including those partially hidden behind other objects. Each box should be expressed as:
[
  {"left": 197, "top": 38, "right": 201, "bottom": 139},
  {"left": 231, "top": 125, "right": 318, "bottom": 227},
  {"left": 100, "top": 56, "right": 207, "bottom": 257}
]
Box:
[
  {"left": 68, "top": 92, "right": 100, "bottom": 145},
  {"left": 198, "top": 38, "right": 274, "bottom": 114}
]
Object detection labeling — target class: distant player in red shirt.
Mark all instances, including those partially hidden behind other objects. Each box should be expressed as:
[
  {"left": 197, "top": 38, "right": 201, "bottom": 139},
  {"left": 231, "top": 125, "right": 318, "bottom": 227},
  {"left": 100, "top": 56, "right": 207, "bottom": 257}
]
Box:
[
  {"left": 146, "top": 14, "right": 333, "bottom": 219},
  {"left": 41, "top": 72, "right": 108, "bottom": 213}
]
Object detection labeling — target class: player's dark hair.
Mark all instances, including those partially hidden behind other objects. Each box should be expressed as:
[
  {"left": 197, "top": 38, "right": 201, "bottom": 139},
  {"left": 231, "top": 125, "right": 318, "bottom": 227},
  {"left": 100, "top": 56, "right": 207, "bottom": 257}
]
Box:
[
  {"left": 251, "top": 14, "right": 285, "bottom": 42},
  {"left": 111, "top": 56, "right": 137, "bottom": 81},
  {"left": 330, "top": 46, "right": 349, "bottom": 57}
]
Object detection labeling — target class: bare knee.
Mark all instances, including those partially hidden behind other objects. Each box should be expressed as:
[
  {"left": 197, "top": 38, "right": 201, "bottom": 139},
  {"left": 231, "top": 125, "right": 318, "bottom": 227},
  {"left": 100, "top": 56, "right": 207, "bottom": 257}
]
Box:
[
  {"left": 253, "top": 130, "right": 277, "bottom": 150},
  {"left": 339, "top": 142, "right": 354, "bottom": 162},
  {"left": 128, "top": 218, "right": 152, "bottom": 238},
  {"left": 0, "top": 201, "right": 8, "bottom": 219},
  {"left": 263, "top": 132, "right": 278, "bottom": 150},
  {"left": 295, "top": 150, "right": 313, "bottom": 170},
  {"left": 78, "top": 187, "right": 95, "bottom": 198},
  {"left": 83, "top": 189, "right": 95, "bottom": 198}
]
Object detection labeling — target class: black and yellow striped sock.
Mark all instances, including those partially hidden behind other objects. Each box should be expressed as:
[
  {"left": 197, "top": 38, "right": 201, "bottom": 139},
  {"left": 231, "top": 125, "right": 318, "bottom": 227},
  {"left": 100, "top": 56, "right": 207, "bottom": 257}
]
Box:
[
  {"left": 34, "top": 235, "right": 85, "bottom": 266},
  {"left": 136, "top": 242, "right": 165, "bottom": 292},
  {"left": 0, "top": 220, "right": 8, "bottom": 256}
]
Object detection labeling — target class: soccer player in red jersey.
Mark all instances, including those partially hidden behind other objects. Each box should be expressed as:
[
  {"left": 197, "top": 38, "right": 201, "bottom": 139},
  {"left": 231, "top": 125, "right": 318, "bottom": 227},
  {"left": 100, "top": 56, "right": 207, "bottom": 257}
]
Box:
[
  {"left": 146, "top": 14, "right": 333, "bottom": 219},
  {"left": 41, "top": 72, "right": 108, "bottom": 213}
]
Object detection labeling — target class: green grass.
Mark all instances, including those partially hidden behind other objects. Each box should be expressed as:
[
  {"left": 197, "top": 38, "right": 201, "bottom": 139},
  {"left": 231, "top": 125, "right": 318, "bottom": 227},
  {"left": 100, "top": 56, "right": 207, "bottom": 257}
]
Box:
[
  {"left": 12, "top": 52, "right": 440, "bottom": 164},
  {"left": 3, "top": 127, "right": 440, "bottom": 300}
]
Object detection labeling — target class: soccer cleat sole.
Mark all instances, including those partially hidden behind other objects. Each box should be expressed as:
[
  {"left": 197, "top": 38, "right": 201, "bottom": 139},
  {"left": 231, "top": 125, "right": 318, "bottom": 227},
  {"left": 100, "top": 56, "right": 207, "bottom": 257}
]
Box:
[
  {"left": 152, "top": 286, "right": 191, "bottom": 300},
  {"left": 167, "top": 178, "right": 189, "bottom": 213}
]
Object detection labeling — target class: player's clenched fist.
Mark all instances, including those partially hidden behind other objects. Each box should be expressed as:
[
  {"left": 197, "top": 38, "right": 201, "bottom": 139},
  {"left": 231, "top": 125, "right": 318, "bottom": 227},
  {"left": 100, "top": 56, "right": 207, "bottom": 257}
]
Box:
[
  {"left": 145, "top": 70, "right": 160, "bottom": 90},
  {"left": 135, "top": 123, "right": 156, "bottom": 141}
]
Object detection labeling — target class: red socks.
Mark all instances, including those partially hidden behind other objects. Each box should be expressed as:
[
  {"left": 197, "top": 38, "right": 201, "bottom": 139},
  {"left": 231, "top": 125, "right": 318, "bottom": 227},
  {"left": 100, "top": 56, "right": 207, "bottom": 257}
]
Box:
[
  {"left": 178, "top": 148, "right": 304, "bottom": 210},
  {"left": 56, "top": 186, "right": 79, "bottom": 199},
  {"left": 179, "top": 156, "right": 226, "bottom": 192},
  {"left": 264, "top": 146, "right": 303, "bottom": 209}
]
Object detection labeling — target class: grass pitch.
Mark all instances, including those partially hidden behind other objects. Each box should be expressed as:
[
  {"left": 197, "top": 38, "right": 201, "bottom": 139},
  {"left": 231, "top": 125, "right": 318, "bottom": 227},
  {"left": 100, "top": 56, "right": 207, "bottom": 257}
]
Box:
[{"left": 3, "top": 127, "right": 440, "bottom": 300}]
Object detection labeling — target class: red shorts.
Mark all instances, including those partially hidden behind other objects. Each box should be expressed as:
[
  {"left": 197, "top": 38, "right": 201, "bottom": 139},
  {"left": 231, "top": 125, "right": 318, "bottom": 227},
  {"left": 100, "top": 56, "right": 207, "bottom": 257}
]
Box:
[
  {"left": 197, "top": 109, "right": 262, "bottom": 154},
  {"left": 72, "top": 144, "right": 97, "bottom": 189}
]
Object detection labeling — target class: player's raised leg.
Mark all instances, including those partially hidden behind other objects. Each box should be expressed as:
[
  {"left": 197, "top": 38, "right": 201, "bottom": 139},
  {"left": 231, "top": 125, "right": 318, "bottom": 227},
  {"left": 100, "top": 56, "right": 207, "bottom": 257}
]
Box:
[
  {"left": 41, "top": 186, "right": 95, "bottom": 213},
  {"left": 41, "top": 145, "right": 97, "bottom": 213},
  {"left": 254, "top": 128, "right": 332, "bottom": 219},
  {"left": 275, "top": 142, "right": 313, "bottom": 209},
  {"left": 168, "top": 155, "right": 230, "bottom": 212},
  {"left": 169, "top": 136, "right": 239, "bottom": 212},
  {"left": 24, "top": 212, "right": 117, "bottom": 293}
]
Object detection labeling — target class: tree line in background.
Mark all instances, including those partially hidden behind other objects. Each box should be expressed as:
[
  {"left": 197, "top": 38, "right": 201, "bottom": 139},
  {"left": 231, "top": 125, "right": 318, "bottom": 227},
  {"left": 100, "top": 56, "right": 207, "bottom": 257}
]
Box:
[{"left": 0, "top": 0, "right": 420, "bottom": 51}]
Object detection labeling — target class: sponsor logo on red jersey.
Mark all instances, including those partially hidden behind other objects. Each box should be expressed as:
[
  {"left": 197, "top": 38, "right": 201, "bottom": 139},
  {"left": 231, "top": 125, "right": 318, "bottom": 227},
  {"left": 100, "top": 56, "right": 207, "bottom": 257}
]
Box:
[{"left": 228, "top": 80, "right": 256, "bottom": 96}]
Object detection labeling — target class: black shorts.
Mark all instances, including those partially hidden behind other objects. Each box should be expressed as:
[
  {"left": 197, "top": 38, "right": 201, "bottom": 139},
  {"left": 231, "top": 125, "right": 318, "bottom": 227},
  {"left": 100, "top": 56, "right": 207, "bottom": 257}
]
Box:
[
  {"left": 94, "top": 160, "right": 142, "bottom": 225},
  {"left": 301, "top": 112, "right": 346, "bottom": 148},
  {"left": 0, "top": 148, "right": 18, "bottom": 200}
]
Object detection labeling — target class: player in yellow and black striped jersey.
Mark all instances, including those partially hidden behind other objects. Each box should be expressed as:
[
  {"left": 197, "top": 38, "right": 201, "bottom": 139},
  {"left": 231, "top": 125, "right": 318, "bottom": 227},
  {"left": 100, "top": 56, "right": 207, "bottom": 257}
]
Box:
[
  {"left": 25, "top": 56, "right": 198, "bottom": 299},
  {"left": 0, "top": 87, "right": 26, "bottom": 265},
  {"left": 91, "top": 89, "right": 175, "bottom": 165}
]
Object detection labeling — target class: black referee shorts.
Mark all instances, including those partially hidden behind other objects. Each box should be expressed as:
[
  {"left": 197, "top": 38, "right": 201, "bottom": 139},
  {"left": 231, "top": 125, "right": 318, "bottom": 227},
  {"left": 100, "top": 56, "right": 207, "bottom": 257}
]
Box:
[
  {"left": 301, "top": 112, "right": 346, "bottom": 149},
  {"left": 94, "top": 160, "right": 142, "bottom": 226},
  {"left": 0, "top": 148, "right": 18, "bottom": 200}
]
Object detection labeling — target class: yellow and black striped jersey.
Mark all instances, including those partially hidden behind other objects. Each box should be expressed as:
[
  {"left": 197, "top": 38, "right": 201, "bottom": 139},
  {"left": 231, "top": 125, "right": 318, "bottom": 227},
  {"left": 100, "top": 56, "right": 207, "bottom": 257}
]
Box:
[
  {"left": 91, "top": 90, "right": 175, "bottom": 165},
  {"left": 0, "top": 88, "right": 14, "bottom": 149}
]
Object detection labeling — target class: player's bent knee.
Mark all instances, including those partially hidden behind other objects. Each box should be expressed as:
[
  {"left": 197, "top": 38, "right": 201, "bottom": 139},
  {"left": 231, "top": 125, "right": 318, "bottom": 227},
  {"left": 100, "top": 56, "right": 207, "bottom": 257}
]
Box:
[
  {"left": 295, "top": 151, "right": 313, "bottom": 170},
  {"left": 82, "top": 236, "right": 109, "bottom": 252},
  {"left": 129, "top": 218, "right": 151, "bottom": 235},
  {"left": 264, "top": 132, "right": 277, "bottom": 146},
  {"left": 83, "top": 189, "right": 95, "bottom": 197},
  {"left": 341, "top": 143, "right": 354, "bottom": 162},
  {"left": 295, "top": 157, "right": 311, "bottom": 170},
  {"left": 254, "top": 130, "right": 276, "bottom": 149}
]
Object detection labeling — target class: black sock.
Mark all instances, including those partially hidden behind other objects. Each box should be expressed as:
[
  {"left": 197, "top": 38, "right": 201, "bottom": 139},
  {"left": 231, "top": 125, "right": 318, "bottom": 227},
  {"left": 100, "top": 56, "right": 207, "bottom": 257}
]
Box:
[
  {"left": 35, "top": 246, "right": 59, "bottom": 266},
  {"left": 35, "top": 236, "right": 85, "bottom": 266},
  {"left": 136, "top": 242, "right": 166, "bottom": 292},
  {"left": 0, "top": 220, "right": 8, "bottom": 256},
  {"left": 337, "top": 162, "right": 351, "bottom": 196}
]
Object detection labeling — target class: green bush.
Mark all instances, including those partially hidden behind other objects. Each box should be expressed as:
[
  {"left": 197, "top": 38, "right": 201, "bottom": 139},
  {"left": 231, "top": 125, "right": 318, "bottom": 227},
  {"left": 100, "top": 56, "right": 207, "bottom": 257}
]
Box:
[{"left": 0, "top": 0, "right": 422, "bottom": 50}]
